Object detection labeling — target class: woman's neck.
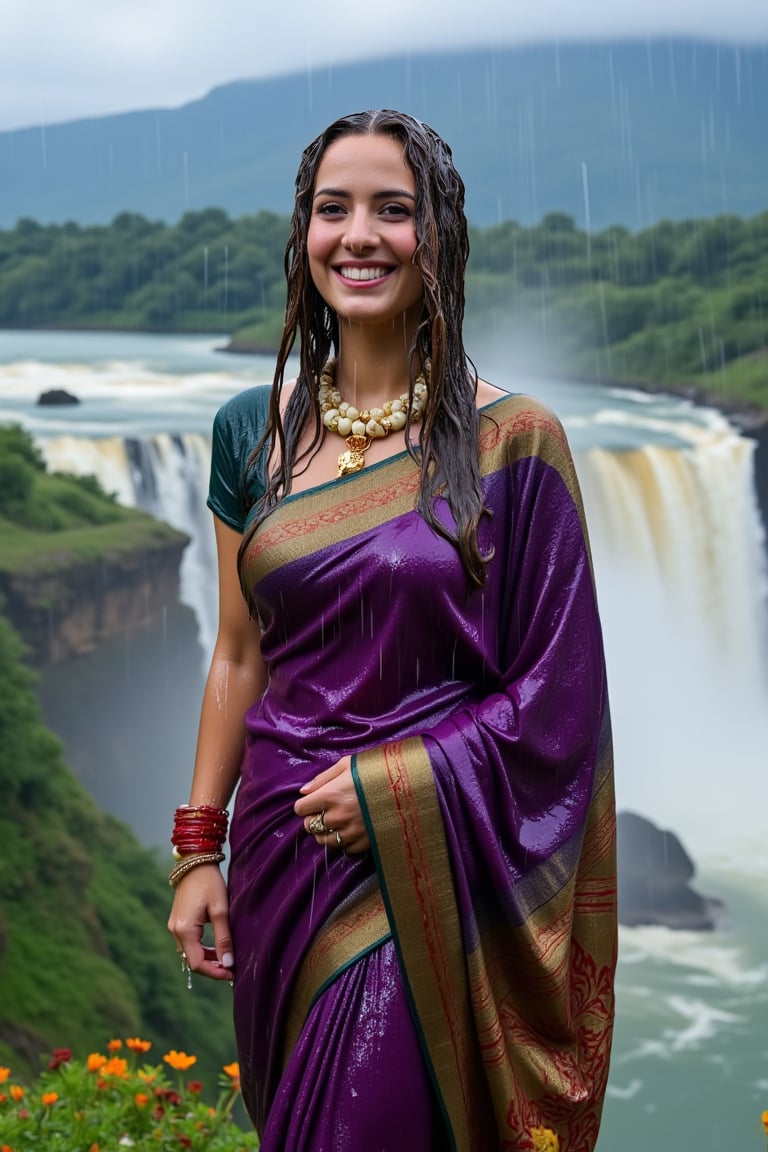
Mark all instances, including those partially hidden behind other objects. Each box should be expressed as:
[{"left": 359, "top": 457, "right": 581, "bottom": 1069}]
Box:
[{"left": 333, "top": 320, "right": 422, "bottom": 409}]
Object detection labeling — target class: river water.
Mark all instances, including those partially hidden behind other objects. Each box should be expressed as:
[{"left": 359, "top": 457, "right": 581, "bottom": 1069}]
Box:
[{"left": 1, "top": 330, "right": 766, "bottom": 1149}]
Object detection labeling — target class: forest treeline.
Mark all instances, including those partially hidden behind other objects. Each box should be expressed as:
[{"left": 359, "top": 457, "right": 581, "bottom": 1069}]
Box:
[{"left": 1, "top": 207, "right": 767, "bottom": 409}]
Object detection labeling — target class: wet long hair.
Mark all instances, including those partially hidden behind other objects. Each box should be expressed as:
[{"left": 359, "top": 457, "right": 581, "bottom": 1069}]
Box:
[{"left": 239, "top": 109, "right": 492, "bottom": 591}]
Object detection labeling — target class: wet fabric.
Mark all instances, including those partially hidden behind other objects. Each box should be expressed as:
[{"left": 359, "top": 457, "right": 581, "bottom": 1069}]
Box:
[{"left": 216, "top": 392, "right": 617, "bottom": 1151}]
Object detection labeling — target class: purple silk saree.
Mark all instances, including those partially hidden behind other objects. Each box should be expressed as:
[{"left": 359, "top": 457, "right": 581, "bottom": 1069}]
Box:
[{"left": 227, "top": 394, "right": 616, "bottom": 1151}]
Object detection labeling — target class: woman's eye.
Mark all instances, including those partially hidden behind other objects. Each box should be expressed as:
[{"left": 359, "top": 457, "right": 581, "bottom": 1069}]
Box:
[
  {"left": 317, "top": 202, "right": 345, "bottom": 216},
  {"left": 381, "top": 203, "right": 410, "bottom": 217}
]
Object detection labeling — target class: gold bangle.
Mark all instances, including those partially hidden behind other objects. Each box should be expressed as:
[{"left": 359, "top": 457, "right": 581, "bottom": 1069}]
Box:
[{"left": 168, "top": 851, "right": 225, "bottom": 889}]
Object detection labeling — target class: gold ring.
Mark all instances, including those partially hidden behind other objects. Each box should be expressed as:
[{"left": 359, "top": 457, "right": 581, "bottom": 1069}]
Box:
[
  {"left": 335, "top": 830, "right": 344, "bottom": 849},
  {"left": 308, "top": 813, "right": 332, "bottom": 836}
]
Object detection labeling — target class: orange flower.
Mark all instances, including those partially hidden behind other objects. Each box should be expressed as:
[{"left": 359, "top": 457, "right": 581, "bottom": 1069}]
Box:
[
  {"left": 89, "top": 1145, "right": 100, "bottom": 1152},
  {"left": 10, "top": 1086, "right": 24, "bottom": 1101},
  {"left": 163, "top": 1050, "right": 197, "bottom": 1071},
  {"left": 137, "top": 1069, "right": 156, "bottom": 1083},
  {"left": 134, "top": 1092, "right": 150, "bottom": 1108},
  {"left": 762, "top": 1110, "right": 768, "bottom": 1134},
  {"left": 107, "top": 1039, "right": 122, "bottom": 1052},
  {"left": 86, "top": 1053, "right": 107, "bottom": 1072},
  {"left": 102, "top": 1057, "right": 128, "bottom": 1079},
  {"left": 41, "top": 1092, "right": 58, "bottom": 1107},
  {"left": 126, "top": 1037, "right": 152, "bottom": 1053},
  {"left": 0, "top": 1069, "right": 10, "bottom": 1084},
  {"left": 2, "top": 1144, "right": 15, "bottom": 1152},
  {"left": 222, "top": 1061, "right": 240, "bottom": 1080}
]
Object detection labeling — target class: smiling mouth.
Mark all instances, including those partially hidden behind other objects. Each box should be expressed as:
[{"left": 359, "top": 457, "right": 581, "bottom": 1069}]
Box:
[{"left": 335, "top": 265, "right": 393, "bottom": 282}]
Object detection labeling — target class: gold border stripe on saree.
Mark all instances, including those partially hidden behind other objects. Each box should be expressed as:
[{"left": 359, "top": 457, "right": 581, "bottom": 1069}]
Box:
[
  {"left": 281, "top": 882, "right": 391, "bottom": 1070},
  {"left": 245, "top": 395, "right": 581, "bottom": 588},
  {"left": 354, "top": 738, "right": 492, "bottom": 1152}
]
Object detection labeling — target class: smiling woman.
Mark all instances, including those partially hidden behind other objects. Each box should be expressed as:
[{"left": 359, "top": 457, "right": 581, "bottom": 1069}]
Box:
[{"left": 167, "top": 109, "right": 617, "bottom": 1152}]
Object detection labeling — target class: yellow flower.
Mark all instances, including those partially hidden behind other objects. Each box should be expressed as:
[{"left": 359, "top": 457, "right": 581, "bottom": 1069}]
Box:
[
  {"left": 0, "top": 1069, "right": 10, "bottom": 1084},
  {"left": 163, "top": 1050, "right": 197, "bottom": 1071},
  {"left": 530, "top": 1127, "right": 560, "bottom": 1152},
  {"left": 137, "top": 1069, "right": 156, "bottom": 1083},
  {"left": 41, "top": 1091, "right": 58, "bottom": 1107},
  {"left": 86, "top": 1053, "right": 107, "bottom": 1072},
  {"left": 126, "top": 1037, "right": 152, "bottom": 1053},
  {"left": 107, "top": 1039, "right": 122, "bottom": 1052},
  {"left": 10, "top": 1085, "right": 24, "bottom": 1101}
]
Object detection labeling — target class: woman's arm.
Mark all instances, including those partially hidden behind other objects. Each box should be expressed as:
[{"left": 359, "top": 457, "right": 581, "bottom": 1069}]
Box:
[{"left": 167, "top": 515, "right": 266, "bottom": 980}]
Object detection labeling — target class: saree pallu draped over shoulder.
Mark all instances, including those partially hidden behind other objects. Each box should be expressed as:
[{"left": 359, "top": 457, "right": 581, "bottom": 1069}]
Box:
[{"left": 227, "top": 393, "right": 616, "bottom": 1152}]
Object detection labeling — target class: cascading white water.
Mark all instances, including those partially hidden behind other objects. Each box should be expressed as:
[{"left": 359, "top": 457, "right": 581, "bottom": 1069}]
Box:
[
  {"left": 40, "top": 405, "right": 768, "bottom": 862},
  {"left": 574, "top": 408, "right": 768, "bottom": 862}
]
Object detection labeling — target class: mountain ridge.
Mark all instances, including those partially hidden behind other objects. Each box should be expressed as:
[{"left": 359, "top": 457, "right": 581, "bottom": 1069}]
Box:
[{"left": 0, "top": 38, "right": 765, "bottom": 230}]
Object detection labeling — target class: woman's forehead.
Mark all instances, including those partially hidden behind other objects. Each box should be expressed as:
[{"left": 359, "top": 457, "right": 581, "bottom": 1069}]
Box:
[{"left": 314, "top": 133, "right": 414, "bottom": 190}]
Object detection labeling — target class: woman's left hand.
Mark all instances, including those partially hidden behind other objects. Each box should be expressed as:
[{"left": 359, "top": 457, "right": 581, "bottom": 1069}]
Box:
[{"left": 294, "top": 756, "right": 370, "bottom": 854}]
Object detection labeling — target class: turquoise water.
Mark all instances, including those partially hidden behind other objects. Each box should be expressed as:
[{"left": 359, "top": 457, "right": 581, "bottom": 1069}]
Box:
[{"left": 600, "top": 869, "right": 768, "bottom": 1149}]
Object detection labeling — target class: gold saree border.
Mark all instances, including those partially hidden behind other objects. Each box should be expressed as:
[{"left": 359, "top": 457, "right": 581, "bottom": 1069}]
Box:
[
  {"left": 353, "top": 738, "right": 493, "bottom": 1152},
  {"left": 466, "top": 753, "right": 616, "bottom": 1147},
  {"left": 353, "top": 725, "right": 616, "bottom": 1152},
  {"left": 281, "top": 882, "right": 391, "bottom": 1071},
  {"left": 243, "top": 395, "right": 578, "bottom": 589}
]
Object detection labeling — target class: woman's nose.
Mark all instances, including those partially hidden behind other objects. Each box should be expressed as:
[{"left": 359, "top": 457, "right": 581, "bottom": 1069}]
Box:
[{"left": 342, "top": 209, "right": 376, "bottom": 253}]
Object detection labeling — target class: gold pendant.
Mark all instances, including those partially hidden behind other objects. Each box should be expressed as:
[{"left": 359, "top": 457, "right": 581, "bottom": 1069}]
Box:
[{"left": 337, "top": 435, "right": 370, "bottom": 478}]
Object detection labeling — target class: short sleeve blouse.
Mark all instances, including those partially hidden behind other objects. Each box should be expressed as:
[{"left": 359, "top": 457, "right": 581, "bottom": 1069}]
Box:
[{"left": 206, "top": 385, "right": 271, "bottom": 532}]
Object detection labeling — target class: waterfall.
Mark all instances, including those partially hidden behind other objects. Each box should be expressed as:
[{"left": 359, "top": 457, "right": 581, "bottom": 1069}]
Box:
[
  {"left": 39, "top": 414, "right": 768, "bottom": 862},
  {"left": 575, "top": 411, "right": 768, "bottom": 862},
  {"left": 41, "top": 433, "right": 218, "bottom": 654}
]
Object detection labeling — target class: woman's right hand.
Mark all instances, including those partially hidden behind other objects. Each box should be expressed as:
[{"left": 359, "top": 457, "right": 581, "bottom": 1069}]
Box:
[{"left": 167, "top": 864, "right": 235, "bottom": 981}]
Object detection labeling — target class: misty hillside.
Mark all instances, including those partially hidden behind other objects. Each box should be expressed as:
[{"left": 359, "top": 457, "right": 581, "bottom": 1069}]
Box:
[{"left": 0, "top": 39, "right": 765, "bottom": 230}]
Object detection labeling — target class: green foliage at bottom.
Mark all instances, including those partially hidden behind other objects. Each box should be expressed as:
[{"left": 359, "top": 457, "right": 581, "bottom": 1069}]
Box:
[{"left": 0, "top": 1045, "right": 259, "bottom": 1150}]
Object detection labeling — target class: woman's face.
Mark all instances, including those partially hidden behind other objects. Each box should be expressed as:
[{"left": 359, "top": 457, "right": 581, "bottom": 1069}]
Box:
[{"left": 307, "top": 132, "right": 424, "bottom": 330}]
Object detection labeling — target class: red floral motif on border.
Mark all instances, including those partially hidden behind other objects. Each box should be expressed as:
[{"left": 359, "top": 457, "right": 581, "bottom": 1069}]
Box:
[{"left": 497, "top": 938, "right": 614, "bottom": 1152}]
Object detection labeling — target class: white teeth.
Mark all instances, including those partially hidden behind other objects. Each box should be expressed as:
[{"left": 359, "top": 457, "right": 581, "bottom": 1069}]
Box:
[{"left": 339, "top": 266, "right": 389, "bottom": 281}]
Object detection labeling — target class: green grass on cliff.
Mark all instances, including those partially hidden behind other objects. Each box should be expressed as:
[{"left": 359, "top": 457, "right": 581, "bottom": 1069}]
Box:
[
  {"left": 0, "top": 424, "right": 186, "bottom": 576},
  {"left": 0, "top": 513, "right": 186, "bottom": 575}
]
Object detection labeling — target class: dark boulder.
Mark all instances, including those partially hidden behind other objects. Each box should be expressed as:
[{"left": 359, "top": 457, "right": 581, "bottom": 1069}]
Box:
[
  {"left": 37, "top": 388, "right": 80, "bottom": 406},
  {"left": 617, "top": 811, "right": 723, "bottom": 930}
]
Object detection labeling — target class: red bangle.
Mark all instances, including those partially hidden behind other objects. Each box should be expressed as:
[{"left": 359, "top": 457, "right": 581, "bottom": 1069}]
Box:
[{"left": 171, "top": 804, "right": 229, "bottom": 857}]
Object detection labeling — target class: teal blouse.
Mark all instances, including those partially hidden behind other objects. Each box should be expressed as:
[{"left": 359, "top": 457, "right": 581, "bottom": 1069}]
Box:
[{"left": 206, "top": 385, "right": 271, "bottom": 532}]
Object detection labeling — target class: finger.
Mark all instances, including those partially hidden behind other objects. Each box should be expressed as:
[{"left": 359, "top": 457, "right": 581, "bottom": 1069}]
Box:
[
  {"left": 298, "top": 757, "right": 351, "bottom": 795},
  {"left": 212, "top": 919, "right": 235, "bottom": 971}
]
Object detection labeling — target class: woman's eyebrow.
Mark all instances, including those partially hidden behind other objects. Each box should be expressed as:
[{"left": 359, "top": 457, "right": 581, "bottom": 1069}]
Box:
[{"left": 313, "top": 187, "right": 416, "bottom": 201}]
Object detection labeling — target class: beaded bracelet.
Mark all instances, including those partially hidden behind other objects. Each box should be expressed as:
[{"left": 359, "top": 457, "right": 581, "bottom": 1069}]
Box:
[{"left": 168, "top": 851, "right": 226, "bottom": 889}]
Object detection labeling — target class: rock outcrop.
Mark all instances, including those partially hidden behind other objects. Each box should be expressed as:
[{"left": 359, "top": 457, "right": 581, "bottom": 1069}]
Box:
[
  {"left": 0, "top": 532, "right": 189, "bottom": 664},
  {"left": 37, "top": 388, "right": 80, "bottom": 406},
  {"left": 617, "top": 810, "right": 723, "bottom": 930}
]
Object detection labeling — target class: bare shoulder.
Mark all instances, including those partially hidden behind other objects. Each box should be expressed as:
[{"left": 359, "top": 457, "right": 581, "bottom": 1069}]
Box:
[{"left": 476, "top": 378, "right": 508, "bottom": 408}]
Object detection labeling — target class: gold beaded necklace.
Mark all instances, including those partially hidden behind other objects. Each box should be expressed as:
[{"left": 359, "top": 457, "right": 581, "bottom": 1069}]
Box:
[{"left": 318, "top": 358, "right": 429, "bottom": 477}]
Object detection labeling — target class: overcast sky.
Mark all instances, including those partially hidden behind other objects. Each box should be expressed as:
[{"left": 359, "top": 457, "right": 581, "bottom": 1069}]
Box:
[{"left": 1, "top": 0, "right": 767, "bottom": 132}]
